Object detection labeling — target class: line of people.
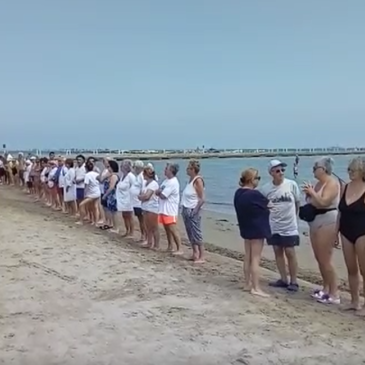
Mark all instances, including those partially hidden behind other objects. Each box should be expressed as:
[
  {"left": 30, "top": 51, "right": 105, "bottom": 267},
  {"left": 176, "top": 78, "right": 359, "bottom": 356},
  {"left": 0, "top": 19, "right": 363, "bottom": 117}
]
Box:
[
  {"left": 235, "top": 157, "right": 365, "bottom": 316},
  {"left": 0, "top": 153, "right": 206, "bottom": 264}
]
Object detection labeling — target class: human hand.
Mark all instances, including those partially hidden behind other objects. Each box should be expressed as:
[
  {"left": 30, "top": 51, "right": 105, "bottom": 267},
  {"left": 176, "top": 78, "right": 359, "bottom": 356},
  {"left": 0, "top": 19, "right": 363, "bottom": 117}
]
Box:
[
  {"left": 333, "top": 232, "right": 341, "bottom": 249},
  {"left": 302, "top": 182, "right": 315, "bottom": 195}
]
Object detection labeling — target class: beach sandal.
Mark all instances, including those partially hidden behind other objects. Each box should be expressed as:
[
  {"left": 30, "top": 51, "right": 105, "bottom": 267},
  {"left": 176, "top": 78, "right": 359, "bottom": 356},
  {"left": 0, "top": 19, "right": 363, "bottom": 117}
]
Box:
[
  {"left": 268, "top": 279, "right": 288, "bottom": 288},
  {"left": 99, "top": 225, "right": 111, "bottom": 230}
]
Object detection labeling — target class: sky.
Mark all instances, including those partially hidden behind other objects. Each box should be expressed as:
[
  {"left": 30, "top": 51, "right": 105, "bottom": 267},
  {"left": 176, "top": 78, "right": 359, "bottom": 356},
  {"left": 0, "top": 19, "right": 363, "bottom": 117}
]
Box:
[{"left": 0, "top": 0, "right": 365, "bottom": 150}]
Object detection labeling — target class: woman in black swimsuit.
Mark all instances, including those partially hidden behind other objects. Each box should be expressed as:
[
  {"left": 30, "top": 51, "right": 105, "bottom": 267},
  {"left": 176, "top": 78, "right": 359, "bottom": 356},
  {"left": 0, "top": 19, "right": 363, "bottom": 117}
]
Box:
[{"left": 338, "top": 157, "right": 365, "bottom": 314}]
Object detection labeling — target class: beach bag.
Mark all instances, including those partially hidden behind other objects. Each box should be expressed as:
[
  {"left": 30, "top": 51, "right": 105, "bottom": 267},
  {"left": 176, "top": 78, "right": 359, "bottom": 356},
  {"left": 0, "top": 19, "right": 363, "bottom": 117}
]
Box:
[
  {"left": 299, "top": 204, "right": 317, "bottom": 222},
  {"left": 299, "top": 204, "right": 336, "bottom": 223}
]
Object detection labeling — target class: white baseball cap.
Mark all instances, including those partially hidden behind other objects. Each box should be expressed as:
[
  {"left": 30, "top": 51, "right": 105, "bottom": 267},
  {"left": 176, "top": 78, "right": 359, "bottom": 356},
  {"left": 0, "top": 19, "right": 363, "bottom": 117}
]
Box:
[{"left": 268, "top": 159, "right": 287, "bottom": 172}]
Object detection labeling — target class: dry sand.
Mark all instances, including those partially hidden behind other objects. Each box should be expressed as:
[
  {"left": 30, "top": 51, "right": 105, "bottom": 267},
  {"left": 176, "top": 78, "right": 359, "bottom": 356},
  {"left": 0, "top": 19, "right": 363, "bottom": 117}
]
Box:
[{"left": 1, "top": 187, "right": 365, "bottom": 365}]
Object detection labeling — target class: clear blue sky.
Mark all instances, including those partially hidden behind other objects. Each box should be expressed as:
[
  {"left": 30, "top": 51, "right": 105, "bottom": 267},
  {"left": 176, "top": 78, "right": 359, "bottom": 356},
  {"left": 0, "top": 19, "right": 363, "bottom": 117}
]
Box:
[{"left": 1, "top": 0, "right": 364, "bottom": 150}]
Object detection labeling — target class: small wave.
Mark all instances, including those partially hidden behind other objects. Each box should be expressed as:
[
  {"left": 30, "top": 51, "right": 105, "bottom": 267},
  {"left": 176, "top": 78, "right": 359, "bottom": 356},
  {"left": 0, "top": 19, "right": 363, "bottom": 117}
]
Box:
[{"left": 205, "top": 201, "right": 233, "bottom": 207}]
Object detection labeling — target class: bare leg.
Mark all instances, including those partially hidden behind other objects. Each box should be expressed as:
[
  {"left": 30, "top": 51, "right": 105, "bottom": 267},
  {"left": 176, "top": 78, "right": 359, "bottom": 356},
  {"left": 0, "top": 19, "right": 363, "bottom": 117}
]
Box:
[
  {"left": 284, "top": 247, "right": 298, "bottom": 285},
  {"left": 273, "top": 246, "right": 287, "bottom": 283},
  {"left": 169, "top": 224, "right": 182, "bottom": 254},
  {"left": 250, "top": 239, "right": 269, "bottom": 297},
  {"left": 355, "top": 237, "right": 365, "bottom": 316},
  {"left": 163, "top": 225, "right": 173, "bottom": 251},
  {"left": 110, "top": 212, "right": 120, "bottom": 233},
  {"left": 243, "top": 239, "right": 252, "bottom": 291},
  {"left": 310, "top": 228, "right": 329, "bottom": 294},
  {"left": 341, "top": 235, "right": 361, "bottom": 310},
  {"left": 313, "top": 224, "right": 338, "bottom": 300}
]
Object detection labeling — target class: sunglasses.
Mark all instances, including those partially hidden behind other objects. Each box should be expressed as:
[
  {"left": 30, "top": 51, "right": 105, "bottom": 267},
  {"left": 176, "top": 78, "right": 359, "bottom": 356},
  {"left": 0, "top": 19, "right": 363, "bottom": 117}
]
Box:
[
  {"left": 255, "top": 175, "right": 261, "bottom": 181},
  {"left": 273, "top": 168, "right": 285, "bottom": 174}
]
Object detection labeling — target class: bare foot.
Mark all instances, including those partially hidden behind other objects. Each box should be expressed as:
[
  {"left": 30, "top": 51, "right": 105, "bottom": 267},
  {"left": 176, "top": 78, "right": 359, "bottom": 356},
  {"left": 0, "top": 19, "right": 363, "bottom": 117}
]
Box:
[
  {"left": 243, "top": 284, "right": 252, "bottom": 292},
  {"left": 341, "top": 303, "right": 362, "bottom": 311},
  {"left": 355, "top": 308, "right": 365, "bottom": 317},
  {"left": 141, "top": 243, "right": 151, "bottom": 249},
  {"left": 110, "top": 229, "right": 119, "bottom": 234},
  {"left": 193, "top": 259, "right": 205, "bottom": 264},
  {"left": 75, "top": 221, "right": 83, "bottom": 225},
  {"left": 250, "top": 289, "right": 270, "bottom": 298},
  {"left": 172, "top": 250, "right": 184, "bottom": 256}
]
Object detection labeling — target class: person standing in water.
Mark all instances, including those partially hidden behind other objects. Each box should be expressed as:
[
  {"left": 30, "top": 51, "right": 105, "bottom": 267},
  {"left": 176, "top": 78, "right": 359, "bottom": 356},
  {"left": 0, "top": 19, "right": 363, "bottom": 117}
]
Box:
[
  {"left": 293, "top": 163, "right": 299, "bottom": 179},
  {"left": 260, "top": 159, "right": 301, "bottom": 292}
]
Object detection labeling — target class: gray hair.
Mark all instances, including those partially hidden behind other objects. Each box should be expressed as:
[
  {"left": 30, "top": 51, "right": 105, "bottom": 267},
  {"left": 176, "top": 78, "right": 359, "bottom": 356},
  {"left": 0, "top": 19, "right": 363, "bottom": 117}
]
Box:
[
  {"left": 121, "top": 159, "right": 133, "bottom": 172},
  {"left": 348, "top": 157, "right": 365, "bottom": 181},
  {"left": 314, "top": 156, "right": 334, "bottom": 174},
  {"left": 167, "top": 163, "right": 179, "bottom": 176},
  {"left": 133, "top": 160, "right": 144, "bottom": 169}
]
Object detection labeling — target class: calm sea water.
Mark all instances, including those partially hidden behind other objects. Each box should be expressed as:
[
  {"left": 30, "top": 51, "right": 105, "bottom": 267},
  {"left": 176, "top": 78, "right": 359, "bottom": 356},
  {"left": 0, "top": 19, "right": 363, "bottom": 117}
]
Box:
[{"left": 148, "top": 154, "right": 356, "bottom": 216}]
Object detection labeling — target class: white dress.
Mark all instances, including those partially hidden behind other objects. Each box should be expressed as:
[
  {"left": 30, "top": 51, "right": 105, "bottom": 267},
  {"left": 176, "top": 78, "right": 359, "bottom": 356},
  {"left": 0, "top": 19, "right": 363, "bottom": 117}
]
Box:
[
  {"left": 116, "top": 172, "right": 135, "bottom": 212},
  {"left": 58, "top": 166, "right": 68, "bottom": 189},
  {"left": 64, "top": 168, "right": 77, "bottom": 202}
]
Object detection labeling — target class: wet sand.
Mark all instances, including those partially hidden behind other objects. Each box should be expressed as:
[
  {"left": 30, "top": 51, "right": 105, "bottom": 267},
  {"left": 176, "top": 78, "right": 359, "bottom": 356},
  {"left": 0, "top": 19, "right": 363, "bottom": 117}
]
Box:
[
  {"left": 198, "top": 210, "right": 349, "bottom": 288},
  {"left": 1, "top": 187, "right": 364, "bottom": 364}
]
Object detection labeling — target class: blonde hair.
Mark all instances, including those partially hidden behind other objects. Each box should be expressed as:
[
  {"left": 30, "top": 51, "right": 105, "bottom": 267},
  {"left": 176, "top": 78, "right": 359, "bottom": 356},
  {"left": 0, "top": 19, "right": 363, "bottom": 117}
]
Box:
[
  {"left": 348, "top": 157, "right": 365, "bottom": 181},
  {"left": 188, "top": 159, "right": 201, "bottom": 173},
  {"left": 239, "top": 168, "right": 259, "bottom": 187}
]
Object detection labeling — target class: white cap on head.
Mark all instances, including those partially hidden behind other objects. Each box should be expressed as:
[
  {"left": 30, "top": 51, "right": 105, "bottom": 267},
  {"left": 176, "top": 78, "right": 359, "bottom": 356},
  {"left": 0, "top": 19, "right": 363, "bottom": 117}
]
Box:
[
  {"left": 146, "top": 162, "right": 155, "bottom": 171},
  {"left": 30, "top": 156, "right": 36, "bottom": 160},
  {"left": 268, "top": 159, "right": 287, "bottom": 172}
]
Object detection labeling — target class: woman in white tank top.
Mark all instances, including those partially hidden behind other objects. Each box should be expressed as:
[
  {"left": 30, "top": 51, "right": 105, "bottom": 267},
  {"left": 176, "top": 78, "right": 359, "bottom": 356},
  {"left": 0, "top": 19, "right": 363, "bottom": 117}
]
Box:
[
  {"left": 181, "top": 159, "right": 205, "bottom": 263},
  {"left": 302, "top": 157, "right": 340, "bottom": 305}
]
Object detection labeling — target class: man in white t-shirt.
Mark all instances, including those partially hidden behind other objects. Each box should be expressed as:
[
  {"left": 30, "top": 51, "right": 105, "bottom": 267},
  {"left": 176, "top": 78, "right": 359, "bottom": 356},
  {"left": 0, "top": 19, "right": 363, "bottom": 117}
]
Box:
[
  {"left": 156, "top": 163, "right": 182, "bottom": 254},
  {"left": 75, "top": 155, "right": 86, "bottom": 205},
  {"left": 260, "top": 159, "right": 301, "bottom": 292}
]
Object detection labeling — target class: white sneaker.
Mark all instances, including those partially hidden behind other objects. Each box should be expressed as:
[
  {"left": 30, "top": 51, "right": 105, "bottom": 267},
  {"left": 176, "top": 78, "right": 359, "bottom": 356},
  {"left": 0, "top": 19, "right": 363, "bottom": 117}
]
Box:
[
  {"left": 311, "top": 289, "right": 324, "bottom": 299},
  {"left": 317, "top": 294, "right": 341, "bottom": 305}
]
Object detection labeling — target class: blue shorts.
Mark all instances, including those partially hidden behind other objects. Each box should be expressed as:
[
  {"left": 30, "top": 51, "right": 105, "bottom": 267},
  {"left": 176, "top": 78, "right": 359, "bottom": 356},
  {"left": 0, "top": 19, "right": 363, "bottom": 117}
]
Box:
[
  {"left": 267, "top": 234, "right": 300, "bottom": 248},
  {"left": 76, "top": 188, "right": 85, "bottom": 201}
]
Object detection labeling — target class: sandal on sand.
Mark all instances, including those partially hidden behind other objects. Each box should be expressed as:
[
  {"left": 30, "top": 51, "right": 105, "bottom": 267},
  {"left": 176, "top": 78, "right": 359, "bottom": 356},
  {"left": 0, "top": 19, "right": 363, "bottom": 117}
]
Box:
[{"left": 99, "top": 225, "right": 111, "bottom": 230}]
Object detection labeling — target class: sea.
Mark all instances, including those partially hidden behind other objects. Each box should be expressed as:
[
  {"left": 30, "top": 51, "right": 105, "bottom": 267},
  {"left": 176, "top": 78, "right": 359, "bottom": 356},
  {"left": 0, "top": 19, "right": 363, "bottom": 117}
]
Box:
[{"left": 148, "top": 154, "right": 356, "bottom": 217}]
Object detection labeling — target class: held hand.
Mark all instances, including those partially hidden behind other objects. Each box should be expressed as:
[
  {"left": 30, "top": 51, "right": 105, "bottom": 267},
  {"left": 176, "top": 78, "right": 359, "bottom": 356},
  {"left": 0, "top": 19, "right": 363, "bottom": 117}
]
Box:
[
  {"left": 267, "top": 201, "right": 274, "bottom": 209},
  {"left": 333, "top": 232, "right": 341, "bottom": 249},
  {"left": 192, "top": 207, "right": 200, "bottom": 215},
  {"left": 302, "top": 182, "right": 315, "bottom": 195},
  {"left": 155, "top": 189, "right": 161, "bottom": 196}
]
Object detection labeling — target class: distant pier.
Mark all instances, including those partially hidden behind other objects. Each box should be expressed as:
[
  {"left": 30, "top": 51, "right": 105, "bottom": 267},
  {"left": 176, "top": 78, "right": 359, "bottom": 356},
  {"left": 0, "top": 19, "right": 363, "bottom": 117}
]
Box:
[{"left": 11, "top": 148, "right": 365, "bottom": 161}]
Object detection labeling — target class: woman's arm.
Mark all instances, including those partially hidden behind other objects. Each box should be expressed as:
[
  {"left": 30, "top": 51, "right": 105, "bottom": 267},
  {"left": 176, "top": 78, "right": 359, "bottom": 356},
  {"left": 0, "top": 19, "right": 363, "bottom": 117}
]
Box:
[
  {"left": 138, "top": 189, "right": 154, "bottom": 202},
  {"left": 103, "top": 175, "right": 117, "bottom": 199},
  {"left": 193, "top": 177, "right": 205, "bottom": 212},
  {"left": 308, "top": 180, "right": 339, "bottom": 207},
  {"left": 253, "top": 190, "right": 270, "bottom": 210}
]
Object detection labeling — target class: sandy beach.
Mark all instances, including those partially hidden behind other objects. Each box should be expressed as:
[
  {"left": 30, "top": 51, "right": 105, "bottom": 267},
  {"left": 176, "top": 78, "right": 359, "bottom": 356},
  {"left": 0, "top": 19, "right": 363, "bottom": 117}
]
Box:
[
  {"left": 199, "top": 210, "right": 349, "bottom": 288},
  {"left": 1, "top": 187, "right": 364, "bottom": 364}
]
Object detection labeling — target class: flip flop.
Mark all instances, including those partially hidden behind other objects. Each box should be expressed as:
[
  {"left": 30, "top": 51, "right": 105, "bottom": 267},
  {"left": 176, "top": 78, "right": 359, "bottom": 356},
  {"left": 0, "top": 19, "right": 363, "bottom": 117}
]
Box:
[{"left": 99, "top": 225, "right": 111, "bottom": 230}]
